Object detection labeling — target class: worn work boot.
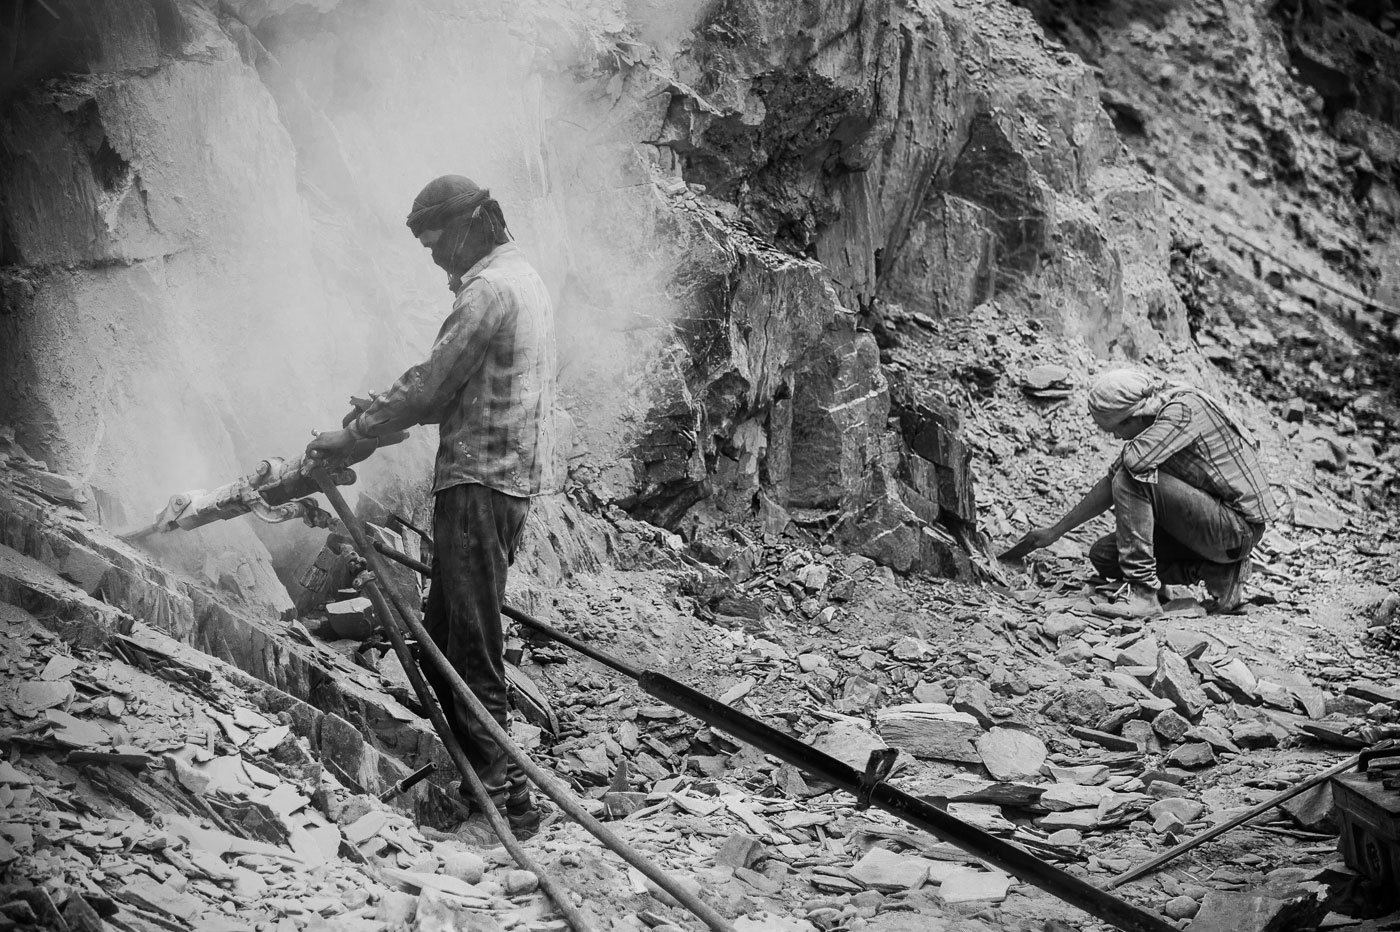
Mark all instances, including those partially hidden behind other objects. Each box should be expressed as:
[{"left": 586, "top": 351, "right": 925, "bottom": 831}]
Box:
[
  {"left": 454, "top": 795, "right": 543, "bottom": 847},
  {"left": 1121, "top": 583, "right": 1164, "bottom": 618},
  {"left": 1202, "top": 558, "right": 1252, "bottom": 614},
  {"left": 506, "top": 793, "right": 542, "bottom": 839}
]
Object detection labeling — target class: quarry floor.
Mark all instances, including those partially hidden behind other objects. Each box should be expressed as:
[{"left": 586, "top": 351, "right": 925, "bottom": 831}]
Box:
[{"left": 1, "top": 399, "right": 1398, "bottom": 932}]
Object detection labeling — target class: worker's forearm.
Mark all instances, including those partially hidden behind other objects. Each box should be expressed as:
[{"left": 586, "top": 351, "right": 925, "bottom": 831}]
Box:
[{"left": 1048, "top": 474, "right": 1113, "bottom": 538}]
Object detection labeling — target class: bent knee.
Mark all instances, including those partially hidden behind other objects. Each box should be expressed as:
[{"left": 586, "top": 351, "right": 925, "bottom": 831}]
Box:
[{"left": 1088, "top": 534, "right": 1121, "bottom": 576}]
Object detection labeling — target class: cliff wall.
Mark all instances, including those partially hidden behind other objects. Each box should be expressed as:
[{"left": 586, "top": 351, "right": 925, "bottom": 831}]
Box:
[{"left": 0, "top": 0, "right": 1185, "bottom": 600}]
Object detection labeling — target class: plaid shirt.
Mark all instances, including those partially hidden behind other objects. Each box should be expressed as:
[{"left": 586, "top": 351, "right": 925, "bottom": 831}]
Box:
[
  {"left": 352, "top": 243, "right": 560, "bottom": 498},
  {"left": 1114, "top": 392, "right": 1279, "bottom": 525}
]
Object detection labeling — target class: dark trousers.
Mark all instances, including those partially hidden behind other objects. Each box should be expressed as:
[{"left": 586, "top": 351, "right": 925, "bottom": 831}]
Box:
[
  {"left": 422, "top": 482, "right": 530, "bottom": 809},
  {"left": 1090, "top": 469, "right": 1262, "bottom": 590}
]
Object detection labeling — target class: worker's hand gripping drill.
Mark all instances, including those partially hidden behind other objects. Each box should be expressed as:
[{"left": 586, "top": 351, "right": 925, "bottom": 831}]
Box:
[{"left": 304, "top": 396, "right": 377, "bottom": 470}]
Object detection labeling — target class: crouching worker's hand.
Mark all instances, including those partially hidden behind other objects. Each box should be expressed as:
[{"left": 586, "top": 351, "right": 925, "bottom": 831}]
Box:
[
  {"left": 1000, "top": 526, "right": 1059, "bottom": 562},
  {"left": 305, "top": 428, "right": 359, "bottom": 465}
]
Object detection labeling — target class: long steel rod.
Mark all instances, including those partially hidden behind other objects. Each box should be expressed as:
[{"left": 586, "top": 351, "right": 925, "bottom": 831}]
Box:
[
  {"left": 1105, "top": 753, "right": 1359, "bottom": 890},
  {"left": 313, "top": 474, "right": 595, "bottom": 932},
  {"left": 336, "top": 482, "right": 734, "bottom": 932},
  {"left": 371, "top": 540, "right": 1175, "bottom": 932}
]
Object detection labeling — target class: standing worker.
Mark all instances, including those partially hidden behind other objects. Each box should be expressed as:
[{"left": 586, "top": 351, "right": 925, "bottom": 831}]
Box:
[
  {"left": 306, "top": 175, "right": 558, "bottom": 842},
  {"left": 1005, "top": 369, "right": 1278, "bottom": 616}
]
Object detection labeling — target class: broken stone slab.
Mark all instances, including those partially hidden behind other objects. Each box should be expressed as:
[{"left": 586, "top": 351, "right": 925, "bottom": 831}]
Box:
[
  {"left": 12, "top": 680, "right": 75, "bottom": 717},
  {"left": 1279, "top": 783, "right": 1336, "bottom": 834},
  {"left": 1046, "top": 764, "right": 1110, "bottom": 785},
  {"left": 1147, "top": 798, "right": 1204, "bottom": 824},
  {"left": 1115, "top": 635, "right": 1159, "bottom": 668},
  {"left": 1101, "top": 670, "right": 1159, "bottom": 702},
  {"left": 1121, "top": 720, "right": 1160, "bottom": 753},
  {"left": 117, "top": 876, "right": 203, "bottom": 923},
  {"left": 1213, "top": 657, "right": 1260, "bottom": 703},
  {"left": 1152, "top": 648, "right": 1209, "bottom": 719},
  {"left": 876, "top": 705, "right": 982, "bottom": 764},
  {"left": 1231, "top": 721, "right": 1285, "bottom": 749},
  {"left": 715, "top": 833, "right": 765, "bottom": 870},
  {"left": 1038, "top": 809, "right": 1102, "bottom": 831},
  {"left": 976, "top": 727, "right": 1046, "bottom": 781},
  {"left": 1163, "top": 628, "right": 1211, "bottom": 660},
  {"left": 1039, "top": 784, "right": 1118, "bottom": 811},
  {"left": 934, "top": 867, "right": 1012, "bottom": 904},
  {"left": 1184, "top": 726, "right": 1240, "bottom": 755},
  {"left": 849, "top": 847, "right": 932, "bottom": 891},
  {"left": 952, "top": 679, "right": 998, "bottom": 729},
  {"left": 923, "top": 776, "right": 1042, "bottom": 807},
  {"left": 806, "top": 718, "right": 902, "bottom": 773},
  {"left": 1164, "top": 742, "right": 1215, "bottom": 769},
  {"left": 1042, "top": 612, "right": 1087, "bottom": 641},
  {"left": 1345, "top": 681, "right": 1400, "bottom": 705},
  {"left": 14, "top": 469, "right": 88, "bottom": 507},
  {"left": 1021, "top": 364, "right": 1071, "bottom": 392},
  {"left": 1292, "top": 498, "right": 1346, "bottom": 532},
  {"left": 1067, "top": 725, "right": 1139, "bottom": 753},
  {"left": 1187, "top": 888, "right": 1326, "bottom": 932},
  {"left": 1257, "top": 680, "right": 1298, "bottom": 711}
]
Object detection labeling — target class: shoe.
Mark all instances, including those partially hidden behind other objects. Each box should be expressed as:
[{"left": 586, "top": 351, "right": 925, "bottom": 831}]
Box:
[
  {"left": 454, "top": 800, "right": 543, "bottom": 847},
  {"left": 1203, "top": 558, "right": 1252, "bottom": 614},
  {"left": 506, "top": 792, "right": 542, "bottom": 840},
  {"left": 1122, "top": 583, "right": 1164, "bottom": 618}
]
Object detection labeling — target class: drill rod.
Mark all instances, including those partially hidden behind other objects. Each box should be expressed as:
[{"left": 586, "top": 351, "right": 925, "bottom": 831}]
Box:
[
  {"left": 324, "top": 477, "right": 735, "bottom": 932},
  {"left": 370, "top": 540, "right": 1175, "bottom": 932},
  {"left": 311, "top": 473, "right": 596, "bottom": 932}
]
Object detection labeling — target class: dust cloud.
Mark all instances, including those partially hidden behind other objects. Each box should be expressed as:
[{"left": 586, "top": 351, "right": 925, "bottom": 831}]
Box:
[{"left": 0, "top": 0, "right": 711, "bottom": 597}]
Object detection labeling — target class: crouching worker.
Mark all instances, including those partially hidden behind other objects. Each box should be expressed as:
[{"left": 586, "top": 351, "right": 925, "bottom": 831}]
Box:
[
  {"left": 306, "top": 175, "right": 559, "bottom": 843},
  {"left": 1006, "top": 369, "right": 1278, "bottom": 616}
]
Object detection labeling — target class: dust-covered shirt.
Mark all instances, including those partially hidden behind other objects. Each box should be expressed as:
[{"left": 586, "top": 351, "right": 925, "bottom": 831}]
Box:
[
  {"left": 1114, "top": 392, "right": 1279, "bottom": 525},
  {"left": 351, "top": 243, "right": 559, "bottom": 498}
]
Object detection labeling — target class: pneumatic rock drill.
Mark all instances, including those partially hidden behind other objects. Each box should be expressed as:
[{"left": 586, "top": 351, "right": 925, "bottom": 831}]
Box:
[{"left": 121, "top": 430, "right": 407, "bottom": 542}]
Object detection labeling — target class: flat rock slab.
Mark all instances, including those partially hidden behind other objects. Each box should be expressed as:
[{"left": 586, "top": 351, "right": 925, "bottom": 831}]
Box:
[
  {"left": 935, "top": 867, "right": 1012, "bottom": 904},
  {"left": 977, "top": 727, "right": 1046, "bottom": 781},
  {"left": 1068, "top": 725, "right": 1140, "bottom": 753},
  {"left": 877, "top": 705, "right": 983, "bottom": 764},
  {"left": 1293, "top": 498, "right": 1346, "bottom": 531},
  {"left": 807, "top": 718, "right": 896, "bottom": 772},
  {"left": 849, "top": 847, "right": 932, "bottom": 891},
  {"left": 1188, "top": 889, "right": 1326, "bottom": 932},
  {"left": 1040, "top": 784, "right": 1117, "bottom": 811}
]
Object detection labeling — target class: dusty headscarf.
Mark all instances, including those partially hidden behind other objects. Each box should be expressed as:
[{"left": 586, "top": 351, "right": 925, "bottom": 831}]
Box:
[
  {"left": 406, "top": 175, "right": 512, "bottom": 288},
  {"left": 1087, "top": 369, "right": 1258, "bottom": 447}
]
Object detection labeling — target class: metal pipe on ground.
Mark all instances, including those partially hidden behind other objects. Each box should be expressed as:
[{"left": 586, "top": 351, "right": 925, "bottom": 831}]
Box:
[
  {"left": 370, "top": 540, "right": 1176, "bottom": 932},
  {"left": 312, "top": 472, "right": 596, "bottom": 932},
  {"left": 1105, "top": 753, "right": 1360, "bottom": 890},
  {"left": 338, "top": 481, "right": 735, "bottom": 932}
]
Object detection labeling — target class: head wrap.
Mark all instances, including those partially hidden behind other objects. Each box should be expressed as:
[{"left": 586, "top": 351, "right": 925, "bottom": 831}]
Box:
[
  {"left": 407, "top": 175, "right": 489, "bottom": 236},
  {"left": 1087, "top": 368, "right": 1258, "bottom": 448},
  {"left": 408, "top": 175, "right": 513, "bottom": 289}
]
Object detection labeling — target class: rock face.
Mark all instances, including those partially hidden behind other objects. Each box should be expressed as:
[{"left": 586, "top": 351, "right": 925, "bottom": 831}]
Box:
[{"left": 0, "top": 0, "right": 1183, "bottom": 586}]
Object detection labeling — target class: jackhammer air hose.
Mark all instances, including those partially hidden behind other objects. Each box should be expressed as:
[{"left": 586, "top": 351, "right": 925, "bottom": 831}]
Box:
[
  {"left": 311, "top": 475, "right": 595, "bottom": 932},
  {"left": 314, "top": 473, "right": 735, "bottom": 932}
]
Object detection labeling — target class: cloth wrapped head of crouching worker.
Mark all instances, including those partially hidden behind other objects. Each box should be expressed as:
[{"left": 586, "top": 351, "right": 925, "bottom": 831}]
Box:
[{"left": 1087, "top": 368, "right": 1258, "bottom": 447}]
